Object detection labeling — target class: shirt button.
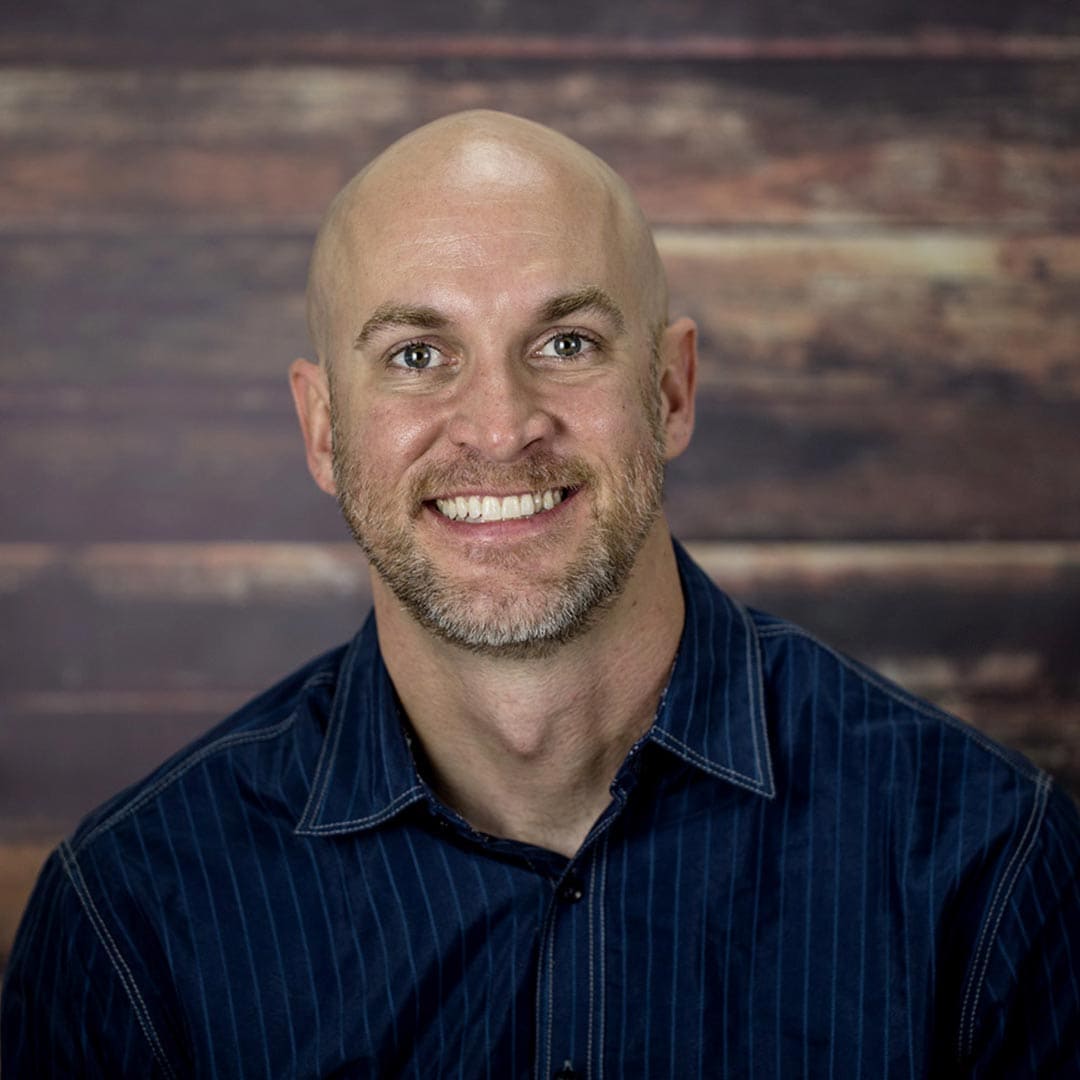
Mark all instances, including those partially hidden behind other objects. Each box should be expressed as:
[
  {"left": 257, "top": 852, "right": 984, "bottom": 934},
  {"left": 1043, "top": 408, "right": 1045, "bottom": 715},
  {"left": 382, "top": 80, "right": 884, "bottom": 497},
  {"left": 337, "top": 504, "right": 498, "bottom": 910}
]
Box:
[
  {"left": 553, "top": 1061, "right": 578, "bottom": 1079},
  {"left": 557, "top": 875, "right": 584, "bottom": 904}
]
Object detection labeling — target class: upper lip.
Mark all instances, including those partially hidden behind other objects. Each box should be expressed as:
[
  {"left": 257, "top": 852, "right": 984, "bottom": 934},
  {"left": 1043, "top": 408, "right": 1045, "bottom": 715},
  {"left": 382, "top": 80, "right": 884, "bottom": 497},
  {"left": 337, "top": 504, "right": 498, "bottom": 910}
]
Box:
[{"left": 428, "top": 486, "right": 568, "bottom": 500}]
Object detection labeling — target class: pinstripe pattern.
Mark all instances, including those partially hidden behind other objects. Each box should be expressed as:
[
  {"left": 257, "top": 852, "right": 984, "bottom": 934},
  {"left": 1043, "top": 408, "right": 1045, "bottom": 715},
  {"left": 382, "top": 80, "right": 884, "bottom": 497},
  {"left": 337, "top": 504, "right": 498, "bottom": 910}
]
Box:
[{"left": 3, "top": 542, "right": 1078, "bottom": 1077}]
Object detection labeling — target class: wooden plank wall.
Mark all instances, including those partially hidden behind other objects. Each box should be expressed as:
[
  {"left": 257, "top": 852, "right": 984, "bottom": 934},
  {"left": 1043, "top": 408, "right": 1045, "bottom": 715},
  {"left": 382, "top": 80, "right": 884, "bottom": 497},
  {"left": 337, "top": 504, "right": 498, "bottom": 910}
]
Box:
[{"left": 2, "top": 2, "right": 1079, "bottom": 969}]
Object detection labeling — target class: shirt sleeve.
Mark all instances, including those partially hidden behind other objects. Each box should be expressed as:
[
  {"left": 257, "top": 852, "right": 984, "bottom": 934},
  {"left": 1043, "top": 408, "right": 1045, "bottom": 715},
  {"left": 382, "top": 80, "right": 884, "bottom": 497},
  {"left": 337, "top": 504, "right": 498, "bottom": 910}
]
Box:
[
  {"left": 1, "top": 846, "right": 177, "bottom": 1079},
  {"left": 961, "top": 780, "right": 1080, "bottom": 1077}
]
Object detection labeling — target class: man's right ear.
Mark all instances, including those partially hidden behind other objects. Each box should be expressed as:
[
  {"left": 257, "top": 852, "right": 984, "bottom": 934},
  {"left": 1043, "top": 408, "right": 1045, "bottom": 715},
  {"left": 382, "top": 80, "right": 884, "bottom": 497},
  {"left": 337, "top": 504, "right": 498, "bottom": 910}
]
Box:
[{"left": 288, "top": 358, "right": 337, "bottom": 496}]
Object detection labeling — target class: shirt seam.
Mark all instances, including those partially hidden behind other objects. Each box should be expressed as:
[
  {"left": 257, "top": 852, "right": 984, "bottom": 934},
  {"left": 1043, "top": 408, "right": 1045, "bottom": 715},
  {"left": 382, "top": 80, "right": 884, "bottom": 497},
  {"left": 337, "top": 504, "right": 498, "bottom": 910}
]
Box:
[
  {"left": 587, "top": 854, "right": 596, "bottom": 1080},
  {"left": 296, "top": 659, "right": 356, "bottom": 829},
  {"left": 742, "top": 601, "right": 778, "bottom": 798},
  {"left": 648, "top": 727, "right": 774, "bottom": 797},
  {"left": 59, "top": 842, "right": 177, "bottom": 1078},
  {"left": 294, "top": 785, "right": 428, "bottom": 834},
  {"left": 73, "top": 707, "right": 309, "bottom": 855},
  {"left": 956, "top": 771, "right": 1051, "bottom": 1063},
  {"left": 754, "top": 624, "right": 1040, "bottom": 782}
]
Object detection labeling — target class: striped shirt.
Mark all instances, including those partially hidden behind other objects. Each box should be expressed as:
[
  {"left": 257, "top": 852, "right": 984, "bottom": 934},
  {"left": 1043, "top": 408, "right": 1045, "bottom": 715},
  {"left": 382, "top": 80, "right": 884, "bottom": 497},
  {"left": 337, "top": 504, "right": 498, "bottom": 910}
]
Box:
[{"left": 3, "top": 541, "right": 1079, "bottom": 1077}]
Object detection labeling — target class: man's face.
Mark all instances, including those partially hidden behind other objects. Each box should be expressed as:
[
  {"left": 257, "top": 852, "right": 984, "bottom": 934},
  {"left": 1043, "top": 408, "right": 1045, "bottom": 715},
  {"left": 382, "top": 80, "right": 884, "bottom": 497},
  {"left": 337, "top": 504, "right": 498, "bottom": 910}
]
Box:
[{"left": 322, "top": 142, "right": 672, "bottom": 656}]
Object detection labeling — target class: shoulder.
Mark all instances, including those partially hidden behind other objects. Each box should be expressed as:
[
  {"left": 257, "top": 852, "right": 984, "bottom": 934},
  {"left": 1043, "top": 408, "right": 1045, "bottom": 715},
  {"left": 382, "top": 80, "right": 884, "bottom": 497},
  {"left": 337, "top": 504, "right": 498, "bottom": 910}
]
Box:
[
  {"left": 748, "top": 607, "right": 1044, "bottom": 790},
  {"left": 746, "top": 607, "right": 1080, "bottom": 1066},
  {"left": 2, "top": 642, "right": 356, "bottom": 1072},
  {"left": 68, "top": 641, "right": 349, "bottom": 858}
]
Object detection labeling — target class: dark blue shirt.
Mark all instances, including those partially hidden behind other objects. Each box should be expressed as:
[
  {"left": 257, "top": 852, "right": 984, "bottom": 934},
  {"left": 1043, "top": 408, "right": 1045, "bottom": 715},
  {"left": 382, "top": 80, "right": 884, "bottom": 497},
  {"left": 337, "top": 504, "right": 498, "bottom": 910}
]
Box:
[{"left": 4, "top": 542, "right": 1079, "bottom": 1077}]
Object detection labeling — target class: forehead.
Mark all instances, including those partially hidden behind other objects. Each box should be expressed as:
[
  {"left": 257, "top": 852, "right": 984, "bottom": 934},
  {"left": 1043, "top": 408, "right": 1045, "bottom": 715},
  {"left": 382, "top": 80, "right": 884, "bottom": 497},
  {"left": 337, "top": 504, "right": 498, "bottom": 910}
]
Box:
[{"left": 336, "top": 149, "right": 638, "bottom": 322}]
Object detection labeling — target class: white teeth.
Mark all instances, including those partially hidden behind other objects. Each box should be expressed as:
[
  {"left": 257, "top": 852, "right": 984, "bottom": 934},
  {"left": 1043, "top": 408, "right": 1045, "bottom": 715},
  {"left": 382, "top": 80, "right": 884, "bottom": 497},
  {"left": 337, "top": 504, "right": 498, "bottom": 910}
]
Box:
[{"left": 434, "top": 488, "right": 567, "bottom": 523}]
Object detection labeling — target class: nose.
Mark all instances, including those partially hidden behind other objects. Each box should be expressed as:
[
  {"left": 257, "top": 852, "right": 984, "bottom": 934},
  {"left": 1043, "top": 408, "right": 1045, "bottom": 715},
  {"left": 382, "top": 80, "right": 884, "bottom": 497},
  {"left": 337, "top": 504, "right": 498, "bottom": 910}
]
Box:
[{"left": 445, "top": 355, "right": 556, "bottom": 462}]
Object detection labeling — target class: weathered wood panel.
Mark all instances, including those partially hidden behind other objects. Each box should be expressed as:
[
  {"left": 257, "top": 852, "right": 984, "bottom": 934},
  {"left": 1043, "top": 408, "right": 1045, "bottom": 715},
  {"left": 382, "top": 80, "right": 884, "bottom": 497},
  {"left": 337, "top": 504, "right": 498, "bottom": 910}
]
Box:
[
  {"left": 2, "top": 540, "right": 1076, "bottom": 690},
  {"left": 0, "top": 707, "right": 234, "bottom": 833},
  {"left": 4, "top": 232, "right": 1077, "bottom": 390},
  {"left": 4, "top": 389, "right": 1078, "bottom": 541},
  {"left": 2, "top": 1, "right": 1071, "bottom": 44},
  {"left": 0, "top": 544, "right": 367, "bottom": 693},
  {"left": 3, "top": 0, "right": 1078, "bottom": 986},
  {"left": 2, "top": 64, "right": 1079, "bottom": 228}
]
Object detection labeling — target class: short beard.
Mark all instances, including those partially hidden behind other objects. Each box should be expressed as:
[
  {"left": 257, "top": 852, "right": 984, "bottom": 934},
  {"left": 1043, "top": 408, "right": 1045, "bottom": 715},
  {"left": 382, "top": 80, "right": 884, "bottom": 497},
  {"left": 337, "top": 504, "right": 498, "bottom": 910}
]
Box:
[{"left": 329, "top": 368, "right": 667, "bottom": 659}]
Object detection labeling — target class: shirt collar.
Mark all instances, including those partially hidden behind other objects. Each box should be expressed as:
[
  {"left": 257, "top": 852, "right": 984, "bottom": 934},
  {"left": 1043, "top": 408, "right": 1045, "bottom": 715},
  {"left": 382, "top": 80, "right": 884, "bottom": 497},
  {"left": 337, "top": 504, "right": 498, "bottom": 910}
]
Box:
[
  {"left": 295, "top": 538, "right": 774, "bottom": 837},
  {"left": 645, "top": 540, "right": 775, "bottom": 799}
]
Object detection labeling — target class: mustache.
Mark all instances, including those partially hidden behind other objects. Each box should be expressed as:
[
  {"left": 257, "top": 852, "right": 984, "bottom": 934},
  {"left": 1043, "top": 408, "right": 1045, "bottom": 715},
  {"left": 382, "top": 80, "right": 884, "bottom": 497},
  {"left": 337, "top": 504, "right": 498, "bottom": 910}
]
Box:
[{"left": 409, "top": 451, "right": 595, "bottom": 504}]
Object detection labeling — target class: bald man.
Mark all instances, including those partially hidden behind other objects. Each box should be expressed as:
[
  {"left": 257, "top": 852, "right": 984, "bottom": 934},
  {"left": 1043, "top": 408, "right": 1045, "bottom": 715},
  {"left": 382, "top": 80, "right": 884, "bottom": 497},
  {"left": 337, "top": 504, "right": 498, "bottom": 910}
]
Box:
[{"left": 4, "top": 112, "right": 1079, "bottom": 1078}]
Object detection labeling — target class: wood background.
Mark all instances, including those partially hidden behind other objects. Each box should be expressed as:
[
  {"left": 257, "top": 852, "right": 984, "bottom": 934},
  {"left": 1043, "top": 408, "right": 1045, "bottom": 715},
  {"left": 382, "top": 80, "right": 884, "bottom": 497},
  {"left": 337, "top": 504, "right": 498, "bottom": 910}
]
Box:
[{"left": 2, "top": 1, "right": 1079, "bottom": 970}]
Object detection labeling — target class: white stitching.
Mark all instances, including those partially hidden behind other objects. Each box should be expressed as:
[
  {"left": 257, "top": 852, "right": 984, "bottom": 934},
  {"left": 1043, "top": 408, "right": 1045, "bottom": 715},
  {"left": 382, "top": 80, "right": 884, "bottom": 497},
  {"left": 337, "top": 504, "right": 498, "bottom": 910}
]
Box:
[
  {"left": 649, "top": 728, "right": 774, "bottom": 797},
  {"left": 534, "top": 898, "right": 557, "bottom": 1080},
  {"left": 546, "top": 911, "right": 556, "bottom": 1078},
  {"left": 295, "top": 785, "right": 427, "bottom": 834},
  {"left": 296, "top": 665, "right": 356, "bottom": 828},
  {"left": 60, "top": 844, "right": 177, "bottom": 1078},
  {"left": 76, "top": 709, "right": 304, "bottom": 854},
  {"left": 741, "top": 603, "right": 777, "bottom": 798},
  {"left": 597, "top": 836, "right": 608, "bottom": 1080},
  {"left": 956, "top": 773, "right": 1049, "bottom": 1061},
  {"left": 587, "top": 856, "right": 596, "bottom": 1080},
  {"left": 754, "top": 625, "right": 1039, "bottom": 780}
]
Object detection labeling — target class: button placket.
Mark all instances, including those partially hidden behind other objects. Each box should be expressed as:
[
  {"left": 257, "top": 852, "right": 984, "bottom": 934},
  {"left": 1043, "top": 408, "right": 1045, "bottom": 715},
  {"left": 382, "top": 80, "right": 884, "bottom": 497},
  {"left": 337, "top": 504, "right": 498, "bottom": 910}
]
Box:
[{"left": 535, "top": 856, "right": 600, "bottom": 1080}]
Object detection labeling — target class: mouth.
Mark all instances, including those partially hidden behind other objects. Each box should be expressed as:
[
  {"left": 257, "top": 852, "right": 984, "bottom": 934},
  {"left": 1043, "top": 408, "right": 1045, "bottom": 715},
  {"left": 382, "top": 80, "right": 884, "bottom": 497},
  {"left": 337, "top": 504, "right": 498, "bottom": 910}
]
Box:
[{"left": 431, "top": 487, "right": 569, "bottom": 523}]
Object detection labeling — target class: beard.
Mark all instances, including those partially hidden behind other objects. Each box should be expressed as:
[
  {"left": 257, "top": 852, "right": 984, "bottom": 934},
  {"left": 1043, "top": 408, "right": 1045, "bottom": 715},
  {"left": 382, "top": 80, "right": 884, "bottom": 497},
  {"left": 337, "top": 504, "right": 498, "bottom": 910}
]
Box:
[{"left": 330, "top": 385, "right": 667, "bottom": 659}]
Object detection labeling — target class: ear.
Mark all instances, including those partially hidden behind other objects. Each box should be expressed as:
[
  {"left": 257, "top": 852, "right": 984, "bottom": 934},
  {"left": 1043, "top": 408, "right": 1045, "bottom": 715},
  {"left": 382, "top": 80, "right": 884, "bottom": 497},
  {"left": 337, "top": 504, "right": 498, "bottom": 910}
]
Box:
[
  {"left": 657, "top": 316, "right": 697, "bottom": 462},
  {"left": 288, "top": 358, "right": 337, "bottom": 496}
]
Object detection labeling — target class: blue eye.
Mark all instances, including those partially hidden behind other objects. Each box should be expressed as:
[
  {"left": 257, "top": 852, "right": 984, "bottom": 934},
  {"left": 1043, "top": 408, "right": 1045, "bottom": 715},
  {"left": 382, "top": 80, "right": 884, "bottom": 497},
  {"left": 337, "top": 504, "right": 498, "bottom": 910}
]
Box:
[
  {"left": 540, "top": 332, "right": 592, "bottom": 359},
  {"left": 390, "top": 342, "right": 445, "bottom": 369}
]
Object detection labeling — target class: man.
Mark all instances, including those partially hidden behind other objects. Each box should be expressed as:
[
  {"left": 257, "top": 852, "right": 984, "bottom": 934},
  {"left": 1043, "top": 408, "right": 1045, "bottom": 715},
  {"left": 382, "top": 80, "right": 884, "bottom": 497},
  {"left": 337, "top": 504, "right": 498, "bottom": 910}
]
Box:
[{"left": 3, "top": 111, "right": 1078, "bottom": 1077}]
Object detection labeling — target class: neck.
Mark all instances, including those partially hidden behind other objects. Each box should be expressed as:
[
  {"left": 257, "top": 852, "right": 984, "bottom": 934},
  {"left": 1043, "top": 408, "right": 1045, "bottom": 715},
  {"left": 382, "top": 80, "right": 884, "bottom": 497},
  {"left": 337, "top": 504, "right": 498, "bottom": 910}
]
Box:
[{"left": 374, "top": 525, "right": 684, "bottom": 858}]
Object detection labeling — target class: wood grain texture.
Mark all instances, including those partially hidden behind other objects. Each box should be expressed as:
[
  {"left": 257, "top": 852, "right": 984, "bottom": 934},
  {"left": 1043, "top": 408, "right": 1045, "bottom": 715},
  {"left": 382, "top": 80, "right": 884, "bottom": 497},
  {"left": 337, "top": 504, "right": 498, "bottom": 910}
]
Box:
[
  {"left": 3, "top": 0, "right": 1078, "bottom": 36},
  {"left": 2, "top": 229, "right": 1078, "bottom": 540},
  {"left": 1, "top": 0, "right": 1079, "bottom": 67},
  {"left": 4, "top": 388, "right": 1078, "bottom": 541},
  {"left": 4, "top": 231, "right": 1077, "bottom": 390},
  {"left": 2, "top": 64, "right": 1079, "bottom": 228},
  {"left": 3, "top": 0, "right": 1078, "bottom": 989}
]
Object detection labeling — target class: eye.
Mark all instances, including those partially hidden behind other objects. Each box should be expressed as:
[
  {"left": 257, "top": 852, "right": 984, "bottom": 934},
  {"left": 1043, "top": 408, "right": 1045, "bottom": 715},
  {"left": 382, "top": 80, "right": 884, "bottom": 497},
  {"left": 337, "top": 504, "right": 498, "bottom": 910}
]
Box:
[
  {"left": 538, "top": 332, "right": 594, "bottom": 360},
  {"left": 388, "top": 341, "right": 446, "bottom": 370}
]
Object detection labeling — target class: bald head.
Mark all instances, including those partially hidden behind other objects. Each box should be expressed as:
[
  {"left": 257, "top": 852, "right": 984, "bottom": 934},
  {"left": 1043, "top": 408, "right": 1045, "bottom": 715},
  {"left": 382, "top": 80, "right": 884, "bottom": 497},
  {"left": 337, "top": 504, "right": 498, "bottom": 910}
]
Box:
[{"left": 305, "top": 110, "right": 668, "bottom": 368}]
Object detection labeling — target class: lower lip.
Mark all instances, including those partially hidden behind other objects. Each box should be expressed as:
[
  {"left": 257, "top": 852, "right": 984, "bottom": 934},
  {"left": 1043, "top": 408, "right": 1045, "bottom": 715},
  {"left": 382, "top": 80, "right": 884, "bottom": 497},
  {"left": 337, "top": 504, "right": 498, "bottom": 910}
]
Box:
[{"left": 424, "top": 490, "right": 578, "bottom": 540}]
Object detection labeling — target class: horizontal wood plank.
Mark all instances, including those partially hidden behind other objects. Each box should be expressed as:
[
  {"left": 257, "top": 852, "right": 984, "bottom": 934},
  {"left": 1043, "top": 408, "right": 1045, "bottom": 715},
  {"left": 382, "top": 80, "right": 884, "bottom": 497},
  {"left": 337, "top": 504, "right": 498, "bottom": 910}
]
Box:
[
  {"left": 6, "top": 35, "right": 1079, "bottom": 66},
  {"left": 2, "top": 0, "right": 1080, "bottom": 48},
  {"left": 3, "top": 390, "right": 1078, "bottom": 542},
  {"left": 2, "top": 231, "right": 1077, "bottom": 391},
  {"left": 2, "top": 64, "right": 1079, "bottom": 228}
]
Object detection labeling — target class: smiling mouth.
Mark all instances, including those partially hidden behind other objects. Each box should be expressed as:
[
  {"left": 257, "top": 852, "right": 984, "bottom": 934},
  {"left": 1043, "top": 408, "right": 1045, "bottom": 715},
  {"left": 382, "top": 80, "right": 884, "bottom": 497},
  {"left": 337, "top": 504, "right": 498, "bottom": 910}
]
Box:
[{"left": 433, "top": 487, "right": 568, "bottom": 523}]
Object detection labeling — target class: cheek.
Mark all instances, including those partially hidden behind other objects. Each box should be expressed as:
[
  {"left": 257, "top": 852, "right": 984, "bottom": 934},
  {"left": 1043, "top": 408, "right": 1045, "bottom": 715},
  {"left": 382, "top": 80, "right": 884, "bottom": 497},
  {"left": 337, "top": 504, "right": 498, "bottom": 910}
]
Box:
[
  {"left": 564, "top": 383, "right": 654, "bottom": 451},
  {"left": 353, "top": 399, "right": 444, "bottom": 470}
]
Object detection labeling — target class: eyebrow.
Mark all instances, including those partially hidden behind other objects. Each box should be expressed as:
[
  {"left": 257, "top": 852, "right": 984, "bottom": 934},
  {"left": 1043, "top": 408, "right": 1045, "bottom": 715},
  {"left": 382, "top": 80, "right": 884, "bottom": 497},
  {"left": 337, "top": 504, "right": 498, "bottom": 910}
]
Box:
[
  {"left": 352, "top": 286, "right": 626, "bottom": 350},
  {"left": 539, "top": 287, "right": 626, "bottom": 335},
  {"left": 353, "top": 304, "right": 449, "bottom": 349}
]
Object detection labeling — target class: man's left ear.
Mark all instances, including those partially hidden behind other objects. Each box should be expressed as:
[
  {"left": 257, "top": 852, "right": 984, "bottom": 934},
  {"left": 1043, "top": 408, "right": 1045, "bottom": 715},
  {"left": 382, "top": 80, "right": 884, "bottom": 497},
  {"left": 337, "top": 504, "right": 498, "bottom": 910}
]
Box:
[{"left": 657, "top": 316, "right": 697, "bottom": 462}]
